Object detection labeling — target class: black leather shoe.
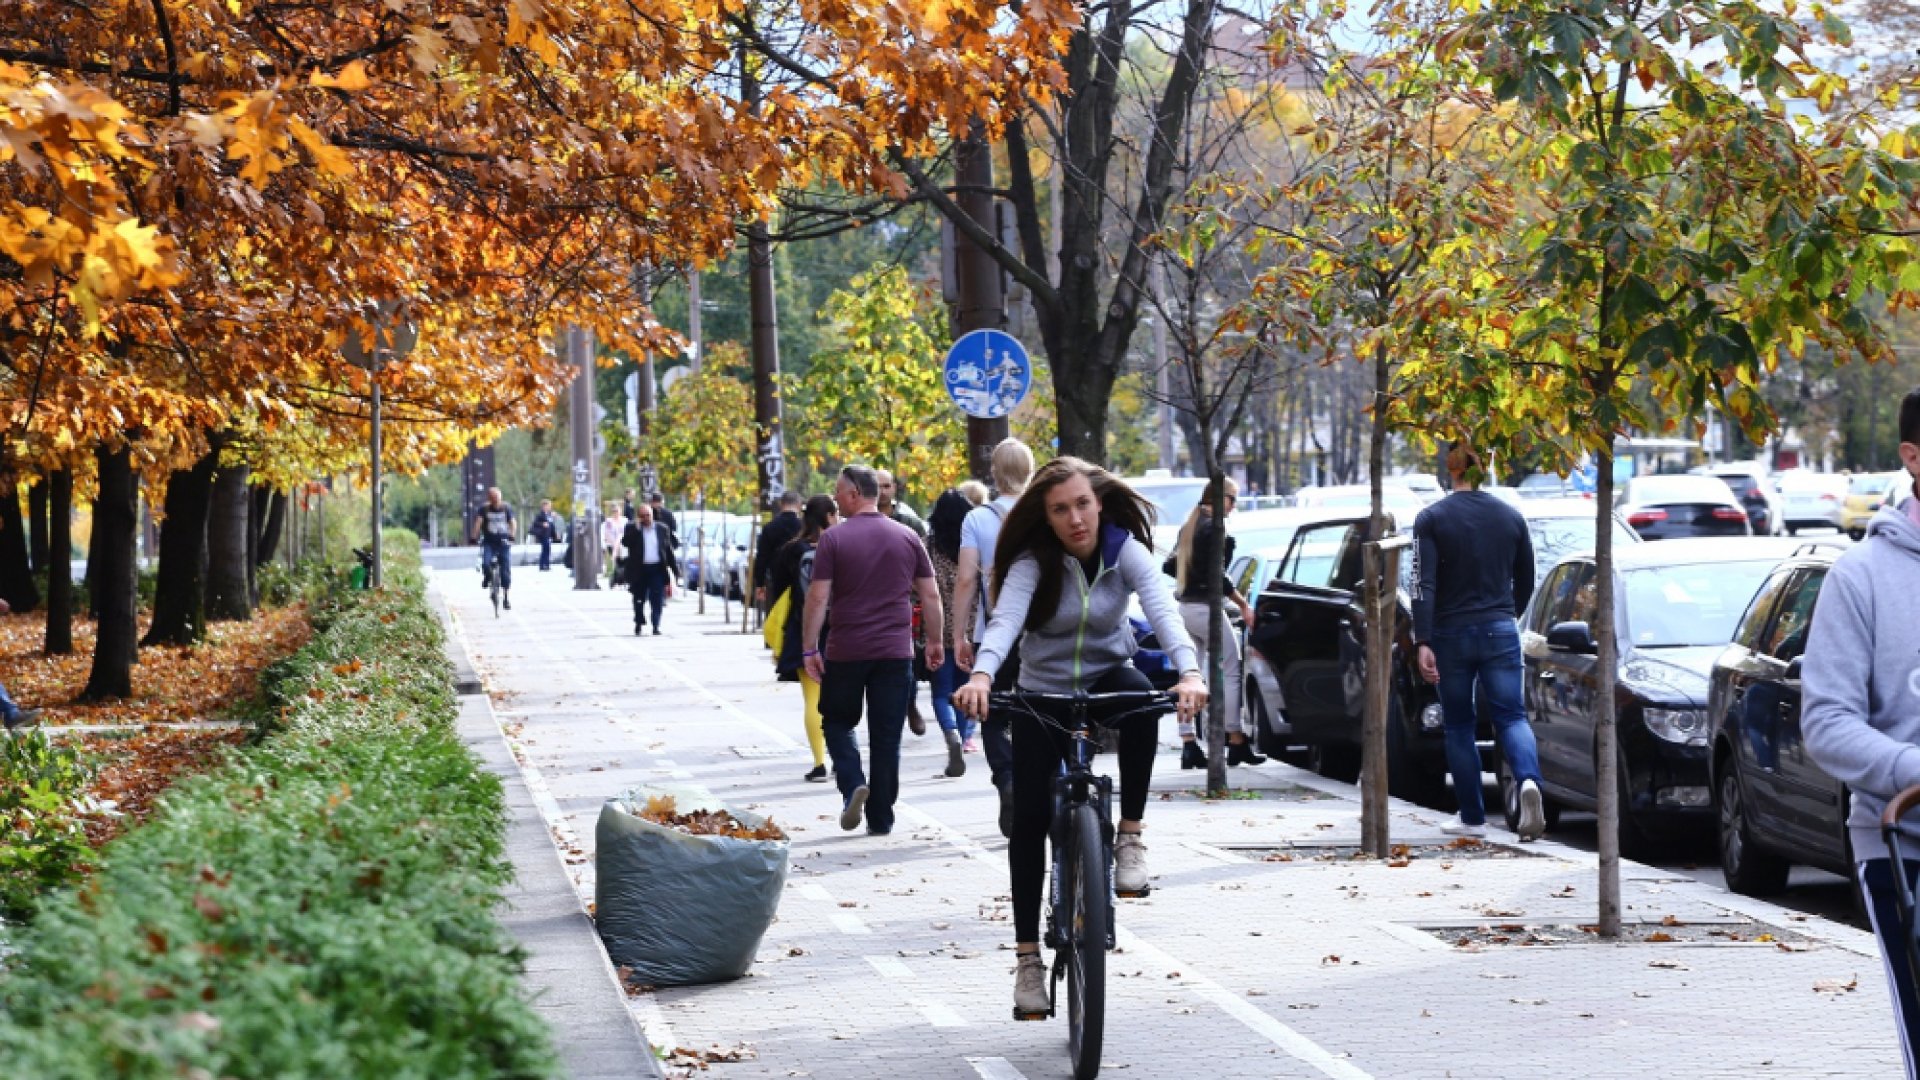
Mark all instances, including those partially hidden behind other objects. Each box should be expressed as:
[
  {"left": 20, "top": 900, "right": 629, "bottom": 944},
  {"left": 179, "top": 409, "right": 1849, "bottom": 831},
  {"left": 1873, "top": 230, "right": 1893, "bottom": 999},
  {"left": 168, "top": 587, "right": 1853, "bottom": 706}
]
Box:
[
  {"left": 1227, "top": 740, "right": 1267, "bottom": 767},
  {"left": 1181, "top": 741, "right": 1208, "bottom": 770}
]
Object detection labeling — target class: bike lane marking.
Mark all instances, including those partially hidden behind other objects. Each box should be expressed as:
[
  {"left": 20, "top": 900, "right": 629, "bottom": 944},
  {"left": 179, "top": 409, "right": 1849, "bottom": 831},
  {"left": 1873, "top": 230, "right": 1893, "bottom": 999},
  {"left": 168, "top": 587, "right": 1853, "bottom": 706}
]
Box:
[{"left": 968, "top": 1058, "right": 1029, "bottom": 1080}]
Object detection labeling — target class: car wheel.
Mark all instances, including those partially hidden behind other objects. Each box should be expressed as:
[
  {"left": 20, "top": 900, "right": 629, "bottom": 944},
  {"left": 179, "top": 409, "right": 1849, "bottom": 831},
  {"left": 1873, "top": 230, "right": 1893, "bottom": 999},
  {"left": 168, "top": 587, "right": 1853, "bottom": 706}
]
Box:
[
  {"left": 1309, "top": 742, "right": 1361, "bottom": 784},
  {"left": 1849, "top": 528, "right": 1865, "bottom": 542},
  {"left": 1387, "top": 698, "right": 1452, "bottom": 810},
  {"left": 1786, "top": 525, "right": 1798, "bottom": 536},
  {"left": 1497, "top": 755, "right": 1559, "bottom": 834},
  {"left": 1718, "top": 766, "right": 1791, "bottom": 895}
]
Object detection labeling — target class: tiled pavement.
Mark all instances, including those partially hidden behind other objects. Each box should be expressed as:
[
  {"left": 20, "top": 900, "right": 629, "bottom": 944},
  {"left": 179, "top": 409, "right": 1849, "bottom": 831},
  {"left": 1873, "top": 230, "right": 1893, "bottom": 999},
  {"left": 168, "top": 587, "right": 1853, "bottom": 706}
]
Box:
[{"left": 436, "top": 567, "right": 1903, "bottom": 1079}]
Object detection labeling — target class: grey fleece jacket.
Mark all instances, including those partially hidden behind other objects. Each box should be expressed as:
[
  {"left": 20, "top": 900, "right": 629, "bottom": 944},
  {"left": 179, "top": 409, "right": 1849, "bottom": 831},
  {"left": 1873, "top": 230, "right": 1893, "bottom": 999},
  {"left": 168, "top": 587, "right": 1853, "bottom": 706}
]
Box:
[
  {"left": 974, "top": 523, "right": 1199, "bottom": 694},
  {"left": 1802, "top": 492, "right": 1920, "bottom": 863}
]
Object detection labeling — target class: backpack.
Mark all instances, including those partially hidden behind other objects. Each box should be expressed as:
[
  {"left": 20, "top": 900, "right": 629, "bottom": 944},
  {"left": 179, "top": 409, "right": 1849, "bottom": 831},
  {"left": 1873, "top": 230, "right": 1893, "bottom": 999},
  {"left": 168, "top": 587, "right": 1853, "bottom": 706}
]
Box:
[{"left": 977, "top": 502, "right": 1008, "bottom": 627}]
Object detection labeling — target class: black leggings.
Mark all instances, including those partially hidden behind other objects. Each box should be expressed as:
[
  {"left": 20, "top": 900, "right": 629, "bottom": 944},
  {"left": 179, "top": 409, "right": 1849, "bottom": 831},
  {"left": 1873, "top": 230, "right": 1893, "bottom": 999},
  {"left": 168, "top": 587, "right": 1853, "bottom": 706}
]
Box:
[{"left": 1008, "top": 664, "right": 1158, "bottom": 943}]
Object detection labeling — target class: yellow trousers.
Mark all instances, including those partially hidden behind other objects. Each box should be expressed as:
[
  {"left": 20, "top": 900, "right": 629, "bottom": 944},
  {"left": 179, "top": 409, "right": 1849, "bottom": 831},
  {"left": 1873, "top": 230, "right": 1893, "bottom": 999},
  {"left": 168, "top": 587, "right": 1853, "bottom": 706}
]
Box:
[{"left": 800, "top": 672, "right": 826, "bottom": 766}]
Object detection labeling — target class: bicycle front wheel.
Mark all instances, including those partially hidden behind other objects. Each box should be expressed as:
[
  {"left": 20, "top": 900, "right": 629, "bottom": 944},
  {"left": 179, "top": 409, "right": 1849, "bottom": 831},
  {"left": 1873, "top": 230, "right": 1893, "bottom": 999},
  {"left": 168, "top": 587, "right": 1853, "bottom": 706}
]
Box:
[{"left": 1065, "top": 802, "right": 1109, "bottom": 1080}]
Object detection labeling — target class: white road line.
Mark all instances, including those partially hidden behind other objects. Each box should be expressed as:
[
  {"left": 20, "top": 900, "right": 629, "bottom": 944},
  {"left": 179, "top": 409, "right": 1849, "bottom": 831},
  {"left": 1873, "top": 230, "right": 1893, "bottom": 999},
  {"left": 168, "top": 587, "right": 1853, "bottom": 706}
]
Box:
[
  {"left": 830, "top": 912, "right": 872, "bottom": 935},
  {"left": 968, "top": 1058, "right": 1030, "bottom": 1080},
  {"left": 1373, "top": 920, "right": 1454, "bottom": 953},
  {"left": 865, "top": 955, "right": 914, "bottom": 980},
  {"left": 1115, "top": 926, "right": 1374, "bottom": 1080},
  {"left": 1185, "top": 840, "right": 1253, "bottom": 864},
  {"left": 799, "top": 882, "right": 833, "bottom": 902},
  {"left": 912, "top": 999, "right": 969, "bottom": 1028}
]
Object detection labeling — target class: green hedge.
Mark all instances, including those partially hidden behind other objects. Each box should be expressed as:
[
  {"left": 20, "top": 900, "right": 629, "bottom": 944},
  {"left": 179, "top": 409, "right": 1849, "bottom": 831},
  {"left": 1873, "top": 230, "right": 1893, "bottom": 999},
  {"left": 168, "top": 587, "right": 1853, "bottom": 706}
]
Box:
[{"left": 0, "top": 539, "right": 557, "bottom": 1078}]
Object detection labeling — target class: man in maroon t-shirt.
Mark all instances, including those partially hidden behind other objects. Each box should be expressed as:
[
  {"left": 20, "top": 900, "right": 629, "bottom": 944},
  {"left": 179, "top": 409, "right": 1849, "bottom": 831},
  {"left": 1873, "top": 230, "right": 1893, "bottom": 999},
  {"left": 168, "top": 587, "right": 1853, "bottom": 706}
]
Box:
[{"left": 802, "top": 464, "right": 943, "bottom": 835}]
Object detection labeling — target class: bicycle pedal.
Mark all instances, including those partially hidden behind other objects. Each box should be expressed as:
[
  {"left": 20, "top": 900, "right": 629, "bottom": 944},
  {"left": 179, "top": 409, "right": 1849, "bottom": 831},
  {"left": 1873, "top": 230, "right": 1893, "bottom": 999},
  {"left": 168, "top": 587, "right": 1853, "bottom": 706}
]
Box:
[
  {"left": 1115, "top": 885, "right": 1151, "bottom": 899},
  {"left": 1012, "top": 1007, "right": 1052, "bottom": 1022}
]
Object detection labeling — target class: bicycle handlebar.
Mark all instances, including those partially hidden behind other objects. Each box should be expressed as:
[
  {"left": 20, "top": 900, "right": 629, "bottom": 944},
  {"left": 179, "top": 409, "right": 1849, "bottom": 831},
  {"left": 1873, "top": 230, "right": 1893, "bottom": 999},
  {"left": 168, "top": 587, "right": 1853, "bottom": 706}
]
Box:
[
  {"left": 1884, "top": 785, "right": 1920, "bottom": 831},
  {"left": 987, "top": 689, "right": 1178, "bottom": 708}
]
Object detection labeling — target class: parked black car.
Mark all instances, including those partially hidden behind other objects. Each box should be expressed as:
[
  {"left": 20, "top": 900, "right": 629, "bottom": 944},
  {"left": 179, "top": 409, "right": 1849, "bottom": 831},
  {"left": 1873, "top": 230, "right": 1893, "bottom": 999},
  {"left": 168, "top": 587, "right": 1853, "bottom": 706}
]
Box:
[
  {"left": 1617, "top": 474, "right": 1753, "bottom": 540},
  {"left": 1510, "top": 538, "right": 1802, "bottom": 853},
  {"left": 1707, "top": 544, "right": 1851, "bottom": 895}
]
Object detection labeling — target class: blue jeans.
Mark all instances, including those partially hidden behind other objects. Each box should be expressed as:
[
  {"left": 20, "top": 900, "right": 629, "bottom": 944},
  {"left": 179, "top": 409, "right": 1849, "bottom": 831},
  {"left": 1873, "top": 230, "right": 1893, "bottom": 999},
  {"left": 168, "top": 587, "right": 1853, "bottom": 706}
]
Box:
[
  {"left": 481, "top": 538, "right": 512, "bottom": 591},
  {"left": 1431, "top": 619, "right": 1539, "bottom": 826},
  {"left": 820, "top": 658, "right": 914, "bottom": 832},
  {"left": 537, "top": 537, "right": 552, "bottom": 570},
  {"left": 1858, "top": 858, "right": 1920, "bottom": 1076},
  {"left": 930, "top": 654, "right": 974, "bottom": 741}
]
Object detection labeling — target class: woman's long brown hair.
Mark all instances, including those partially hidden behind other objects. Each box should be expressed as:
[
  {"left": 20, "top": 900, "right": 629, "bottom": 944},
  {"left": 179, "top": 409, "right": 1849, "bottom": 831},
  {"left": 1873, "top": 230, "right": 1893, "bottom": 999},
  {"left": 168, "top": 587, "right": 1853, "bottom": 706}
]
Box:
[{"left": 991, "top": 457, "right": 1157, "bottom": 633}]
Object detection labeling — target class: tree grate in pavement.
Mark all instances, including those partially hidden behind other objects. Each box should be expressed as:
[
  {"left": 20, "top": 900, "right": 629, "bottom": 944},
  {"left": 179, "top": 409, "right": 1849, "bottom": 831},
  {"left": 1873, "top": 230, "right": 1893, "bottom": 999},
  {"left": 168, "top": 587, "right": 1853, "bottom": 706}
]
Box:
[
  {"left": 1216, "top": 837, "right": 1549, "bottom": 863},
  {"left": 1419, "top": 917, "right": 1820, "bottom": 950}
]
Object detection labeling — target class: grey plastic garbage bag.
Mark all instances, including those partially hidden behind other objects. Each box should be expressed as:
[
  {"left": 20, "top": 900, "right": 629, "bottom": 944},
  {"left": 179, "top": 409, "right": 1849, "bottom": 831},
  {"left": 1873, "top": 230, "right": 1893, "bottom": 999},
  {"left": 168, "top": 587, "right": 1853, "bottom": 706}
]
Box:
[{"left": 594, "top": 784, "right": 789, "bottom": 985}]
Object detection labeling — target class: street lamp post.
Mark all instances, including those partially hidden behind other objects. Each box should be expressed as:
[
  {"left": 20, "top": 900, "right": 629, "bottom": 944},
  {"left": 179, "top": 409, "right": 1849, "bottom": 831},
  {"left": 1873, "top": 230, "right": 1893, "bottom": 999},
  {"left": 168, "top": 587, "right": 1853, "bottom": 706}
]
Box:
[{"left": 340, "top": 302, "right": 417, "bottom": 589}]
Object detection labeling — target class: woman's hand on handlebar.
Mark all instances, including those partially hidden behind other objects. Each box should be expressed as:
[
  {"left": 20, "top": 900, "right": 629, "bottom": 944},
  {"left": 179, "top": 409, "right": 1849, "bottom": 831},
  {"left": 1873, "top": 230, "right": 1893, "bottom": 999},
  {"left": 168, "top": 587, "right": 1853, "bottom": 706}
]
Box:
[
  {"left": 954, "top": 672, "right": 992, "bottom": 721},
  {"left": 1174, "top": 673, "right": 1208, "bottom": 722}
]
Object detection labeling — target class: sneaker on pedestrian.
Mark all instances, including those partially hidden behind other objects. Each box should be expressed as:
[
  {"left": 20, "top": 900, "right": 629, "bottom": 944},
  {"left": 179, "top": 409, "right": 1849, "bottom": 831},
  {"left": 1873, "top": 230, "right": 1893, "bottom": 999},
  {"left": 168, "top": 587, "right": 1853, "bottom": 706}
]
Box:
[
  {"left": 1113, "top": 832, "right": 1150, "bottom": 894},
  {"left": 804, "top": 764, "right": 828, "bottom": 783},
  {"left": 1013, "top": 953, "right": 1049, "bottom": 1017},
  {"left": 963, "top": 737, "right": 980, "bottom": 754},
  {"left": 996, "top": 775, "right": 1015, "bottom": 838},
  {"left": 944, "top": 732, "right": 967, "bottom": 778},
  {"left": 840, "top": 785, "right": 870, "bottom": 831},
  {"left": 1517, "top": 779, "right": 1546, "bottom": 842},
  {"left": 1441, "top": 816, "right": 1488, "bottom": 839},
  {"left": 3, "top": 707, "right": 40, "bottom": 733}
]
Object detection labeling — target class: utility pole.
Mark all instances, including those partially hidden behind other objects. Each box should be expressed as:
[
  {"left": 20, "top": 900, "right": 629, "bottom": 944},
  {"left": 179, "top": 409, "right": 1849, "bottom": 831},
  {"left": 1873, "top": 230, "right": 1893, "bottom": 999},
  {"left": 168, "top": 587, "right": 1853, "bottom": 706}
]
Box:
[
  {"left": 370, "top": 376, "right": 382, "bottom": 588},
  {"left": 568, "top": 326, "right": 602, "bottom": 589},
  {"left": 688, "top": 271, "right": 704, "bottom": 374},
  {"left": 953, "top": 124, "right": 1008, "bottom": 482},
  {"left": 741, "top": 38, "right": 786, "bottom": 515}
]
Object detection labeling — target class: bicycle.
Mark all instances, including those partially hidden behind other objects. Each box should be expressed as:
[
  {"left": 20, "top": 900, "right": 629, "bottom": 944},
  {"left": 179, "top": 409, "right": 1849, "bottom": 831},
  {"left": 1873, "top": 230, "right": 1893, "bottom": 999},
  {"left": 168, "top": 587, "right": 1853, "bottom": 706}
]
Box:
[
  {"left": 1882, "top": 786, "right": 1920, "bottom": 978},
  {"left": 480, "top": 545, "right": 503, "bottom": 618},
  {"left": 988, "top": 688, "right": 1177, "bottom": 1080}
]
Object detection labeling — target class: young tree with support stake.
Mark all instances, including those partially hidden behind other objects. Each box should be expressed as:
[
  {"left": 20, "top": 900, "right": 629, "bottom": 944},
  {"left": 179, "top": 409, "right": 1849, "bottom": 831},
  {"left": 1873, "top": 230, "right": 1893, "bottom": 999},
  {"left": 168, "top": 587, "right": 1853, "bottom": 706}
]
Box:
[{"left": 1423, "top": 0, "right": 1920, "bottom": 936}]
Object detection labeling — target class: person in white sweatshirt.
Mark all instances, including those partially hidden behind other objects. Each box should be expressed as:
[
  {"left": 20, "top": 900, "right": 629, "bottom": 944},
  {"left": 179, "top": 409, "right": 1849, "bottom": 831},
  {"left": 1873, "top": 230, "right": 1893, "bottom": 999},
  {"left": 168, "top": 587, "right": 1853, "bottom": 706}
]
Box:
[{"left": 1804, "top": 386, "right": 1920, "bottom": 1075}]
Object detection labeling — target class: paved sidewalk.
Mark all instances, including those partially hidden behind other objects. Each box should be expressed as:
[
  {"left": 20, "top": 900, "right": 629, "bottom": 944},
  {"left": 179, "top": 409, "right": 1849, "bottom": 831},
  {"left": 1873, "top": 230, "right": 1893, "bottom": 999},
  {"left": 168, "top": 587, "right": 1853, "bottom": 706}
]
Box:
[{"left": 438, "top": 567, "right": 1902, "bottom": 1079}]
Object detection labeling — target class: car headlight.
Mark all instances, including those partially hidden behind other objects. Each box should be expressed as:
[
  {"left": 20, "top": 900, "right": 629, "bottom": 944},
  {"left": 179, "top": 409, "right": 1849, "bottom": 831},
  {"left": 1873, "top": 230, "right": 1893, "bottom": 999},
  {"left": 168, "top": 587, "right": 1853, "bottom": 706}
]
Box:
[{"left": 1643, "top": 707, "right": 1708, "bottom": 746}]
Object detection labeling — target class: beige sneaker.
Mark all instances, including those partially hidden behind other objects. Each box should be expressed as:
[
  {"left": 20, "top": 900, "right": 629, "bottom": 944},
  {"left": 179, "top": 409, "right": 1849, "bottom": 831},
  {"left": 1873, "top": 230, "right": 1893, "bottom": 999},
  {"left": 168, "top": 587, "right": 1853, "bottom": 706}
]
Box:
[
  {"left": 1013, "top": 952, "right": 1049, "bottom": 1018},
  {"left": 1114, "top": 832, "right": 1150, "bottom": 895}
]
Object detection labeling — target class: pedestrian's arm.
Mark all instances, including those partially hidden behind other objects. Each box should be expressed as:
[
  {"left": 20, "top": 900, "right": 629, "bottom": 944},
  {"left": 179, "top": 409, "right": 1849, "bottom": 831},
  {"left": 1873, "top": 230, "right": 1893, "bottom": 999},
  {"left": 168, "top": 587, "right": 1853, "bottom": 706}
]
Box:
[
  {"left": 1803, "top": 566, "right": 1920, "bottom": 797},
  {"left": 800, "top": 578, "right": 831, "bottom": 680},
  {"left": 915, "top": 572, "right": 945, "bottom": 671},
  {"left": 952, "top": 548, "right": 981, "bottom": 667},
  {"left": 1511, "top": 519, "right": 1537, "bottom": 616},
  {"left": 972, "top": 556, "right": 1039, "bottom": 683}
]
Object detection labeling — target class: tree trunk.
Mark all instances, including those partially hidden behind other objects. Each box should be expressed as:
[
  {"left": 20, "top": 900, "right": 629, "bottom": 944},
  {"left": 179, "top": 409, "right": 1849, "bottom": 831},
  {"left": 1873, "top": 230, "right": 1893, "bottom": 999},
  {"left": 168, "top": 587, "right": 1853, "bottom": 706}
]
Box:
[
  {"left": 1359, "top": 342, "right": 1393, "bottom": 857},
  {"left": 246, "top": 484, "right": 260, "bottom": 607},
  {"left": 0, "top": 487, "right": 40, "bottom": 613},
  {"left": 256, "top": 489, "right": 287, "bottom": 566},
  {"left": 206, "top": 458, "right": 252, "bottom": 621},
  {"left": 27, "top": 479, "right": 47, "bottom": 573},
  {"left": 144, "top": 447, "right": 220, "bottom": 645},
  {"left": 82, "top": 445, "right": 138, "bottom": 700},
  {"left": 44, "top": 470, "right": 72, "bottom": 655},
  {"left": 1593, "top": 445, "right": 1622, "bottom": 937}
]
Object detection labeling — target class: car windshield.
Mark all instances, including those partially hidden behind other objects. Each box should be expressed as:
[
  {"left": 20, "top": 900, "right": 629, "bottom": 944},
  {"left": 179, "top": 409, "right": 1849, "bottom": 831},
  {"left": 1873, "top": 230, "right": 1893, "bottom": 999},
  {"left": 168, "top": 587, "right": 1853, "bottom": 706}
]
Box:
[
  {"left": 1132, "top": 481, "right": 1207, "bottom": 532},
  {"left": 1232, "top": 525, "right": 1303, "bottom": 556},
  {"left": 1620, "top": 560, "right": 1778, "bottom": 648},
  {"left": 1629, "top": 475, "right": 1730, "bottom": 505},
  {"left": 1716, "top": 474, "right": 1761, "bottom": 499},
  {"left": 1526, "top": 517, "right": 1637, "bottom": 586},
  {"left": 1851, "top": 473, "right": 1893, "bottom": 495}
]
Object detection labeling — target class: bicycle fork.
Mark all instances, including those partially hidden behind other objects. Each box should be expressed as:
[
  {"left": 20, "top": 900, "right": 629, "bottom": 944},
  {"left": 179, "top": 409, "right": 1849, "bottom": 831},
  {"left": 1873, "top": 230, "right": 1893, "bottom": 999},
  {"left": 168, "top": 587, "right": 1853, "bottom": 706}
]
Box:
[{"left": 1044, "top": 770, "right": 1117, "bottom": 953}]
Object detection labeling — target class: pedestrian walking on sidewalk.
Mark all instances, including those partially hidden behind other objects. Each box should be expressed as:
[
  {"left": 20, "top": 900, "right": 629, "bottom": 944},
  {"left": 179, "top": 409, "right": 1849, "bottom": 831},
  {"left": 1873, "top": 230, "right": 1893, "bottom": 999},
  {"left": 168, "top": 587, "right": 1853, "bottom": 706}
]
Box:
[
  {"left": 1412, "top": 438, "right": 1544, "bottom": 841},
  {"left": 953, "top": 437, "right": 1035, "bottom": 835},
  {"left": 1803, "top": 386, "right": 1920, "bottom": 1075},
  {"left": 952, "top": 457, "right": 1204, "bottom": 1017},
  {"left": 601, "top": 502, "right": 628, "bottom": 586},
  {"left": 926, "top": 489, "right": 974, "bottom": 779},
  {"left": 649, "top": 492, "right": 678, "bottom": 545},
  {"left": 529, "top": 499, "right": 561, "bottom": 571},
  {"left": 621, "top": 504, "right": 679, "bottom": 636},
  {"left": 769, "top": 495, "right": 838, "bottom": 781},
  {"left": 877, "top": 468, "right": 932, "bottom": 738},
  {"left": 1168, "top": 475, "right": 1263, "bottom": 770},
  {"left": 754, "top": 490, "right": 805, "bottom": 611},
  {"left": 801, "top": 465, "right": 944, "bottom": 836}
]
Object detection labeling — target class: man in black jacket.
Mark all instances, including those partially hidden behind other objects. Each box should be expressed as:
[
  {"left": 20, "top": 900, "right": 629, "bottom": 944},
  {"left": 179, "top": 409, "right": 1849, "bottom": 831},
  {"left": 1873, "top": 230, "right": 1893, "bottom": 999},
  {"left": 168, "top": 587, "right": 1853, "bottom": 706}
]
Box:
[
  {"left": 529, "top": 499, "right": 561, "bottom": 571},
  {"left": 1412, "top": 440, "right": 1544, "bottom": 841},
  {"left": 622, "top": 504, "right": 680, "bottom": 636},
  {"left": 753, "top": 491, "right": 804, "bottom": 608}
]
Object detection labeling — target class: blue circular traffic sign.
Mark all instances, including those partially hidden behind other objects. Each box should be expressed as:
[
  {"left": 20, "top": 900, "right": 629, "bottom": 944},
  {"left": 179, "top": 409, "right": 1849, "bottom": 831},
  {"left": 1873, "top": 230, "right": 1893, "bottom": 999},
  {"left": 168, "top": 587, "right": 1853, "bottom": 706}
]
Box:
[{"left": 943, "top": 329, "right": 1032, "bottom": 420}]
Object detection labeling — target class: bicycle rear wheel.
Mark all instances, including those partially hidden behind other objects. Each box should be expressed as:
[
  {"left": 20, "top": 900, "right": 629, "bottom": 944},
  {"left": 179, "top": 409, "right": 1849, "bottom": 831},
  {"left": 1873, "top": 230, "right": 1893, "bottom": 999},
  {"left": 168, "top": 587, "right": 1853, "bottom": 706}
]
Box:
[
  {"left": 1065, "top": 802, "right": 1109, "bottom": 1080},
  {"left": 491, "top": 582, "right": 500, "bottom": 618}
]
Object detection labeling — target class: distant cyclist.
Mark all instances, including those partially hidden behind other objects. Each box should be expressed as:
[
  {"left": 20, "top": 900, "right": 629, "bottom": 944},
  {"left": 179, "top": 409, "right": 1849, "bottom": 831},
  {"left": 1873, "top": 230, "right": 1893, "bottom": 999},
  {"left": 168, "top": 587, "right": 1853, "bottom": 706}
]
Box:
[
  {"left": 953, "top": 456, "right": 1205, "bottom": 1017},
  {"left": 472, "top": 486, "right": 517, "bottom": 610}
]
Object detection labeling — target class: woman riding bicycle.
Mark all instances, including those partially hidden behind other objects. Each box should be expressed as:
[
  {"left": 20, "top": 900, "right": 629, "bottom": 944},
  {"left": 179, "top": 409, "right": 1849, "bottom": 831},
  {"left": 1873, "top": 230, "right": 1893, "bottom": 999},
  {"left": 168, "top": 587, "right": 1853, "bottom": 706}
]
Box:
[{"left": 953, "top": 457, "right": 1206, "bottom": 1018}]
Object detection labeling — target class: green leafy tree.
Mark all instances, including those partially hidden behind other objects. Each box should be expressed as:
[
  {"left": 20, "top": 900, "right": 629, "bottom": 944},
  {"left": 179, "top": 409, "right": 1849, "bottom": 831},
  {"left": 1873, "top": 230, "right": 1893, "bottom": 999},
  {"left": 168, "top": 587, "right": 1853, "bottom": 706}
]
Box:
[
  {"left": 786, "top": 267, "right": 970, "bottom": 503},
  {"left": 632, "top": 346, "right": 759, "bottom": 512},
  {"left": 1425, "top": 0, "right": 1920, "bottom": 935}
]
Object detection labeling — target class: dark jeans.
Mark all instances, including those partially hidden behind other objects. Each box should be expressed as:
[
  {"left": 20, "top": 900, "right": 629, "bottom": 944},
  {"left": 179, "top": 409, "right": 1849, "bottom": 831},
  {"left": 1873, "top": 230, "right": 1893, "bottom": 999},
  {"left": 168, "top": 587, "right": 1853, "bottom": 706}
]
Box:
[
  {"left": 629, "top": 563, "right": 668, "bottom": 630},
  {"left": 1859, "top": 857, "right": 1920, "bottom": 1077},
  {"left": 821, "top": 658, "right": 914, "bottom": 832},
  {"left": 537, "top": 537, "right": 552, "bottom": 570},
  {"left": 481, "top": 539, "right": 512, "bottom": 591},
  {"left": 1008, "top": 663, "right": 1158, "bottom": 943},
  {"left": 1431, "top": 619, "right": 1539, "bottom": 826}
]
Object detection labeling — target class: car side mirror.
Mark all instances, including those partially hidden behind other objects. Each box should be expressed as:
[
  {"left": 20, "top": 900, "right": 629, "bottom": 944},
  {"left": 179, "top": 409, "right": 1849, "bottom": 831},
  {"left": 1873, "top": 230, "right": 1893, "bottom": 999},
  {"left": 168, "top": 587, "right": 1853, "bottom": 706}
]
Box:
[
  {"left": 1546, "top": 621, "right": 1598, "bottom": 654},
  {"left": 1784, "top": 656, "right": 1803, "bottom": 683}
]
